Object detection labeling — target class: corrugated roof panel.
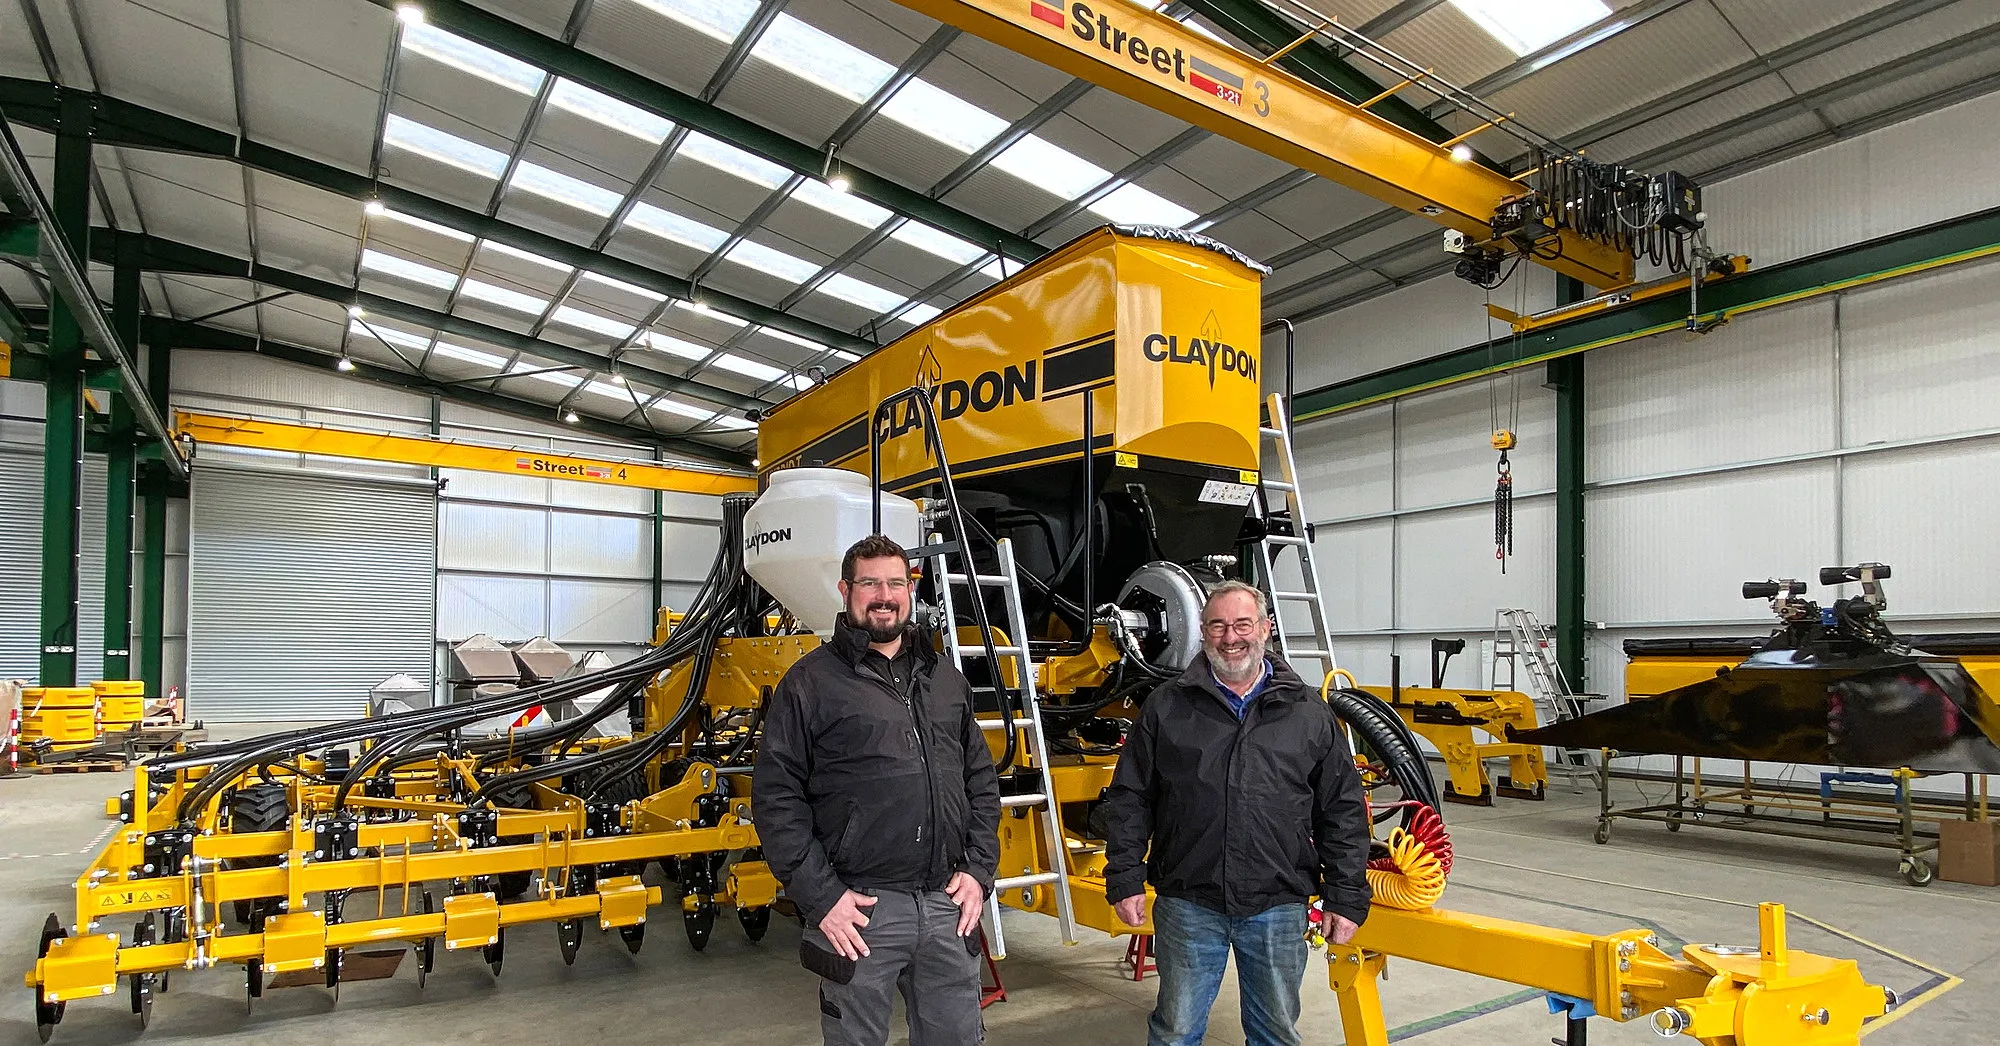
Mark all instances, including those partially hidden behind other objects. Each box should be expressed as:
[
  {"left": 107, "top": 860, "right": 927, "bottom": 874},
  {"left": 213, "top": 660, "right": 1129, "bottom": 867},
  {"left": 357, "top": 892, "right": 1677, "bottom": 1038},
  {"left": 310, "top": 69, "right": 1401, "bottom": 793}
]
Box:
[
  {"left": 654, "top": 153, "right": 780, "bottom": 226},
  {"left": 1059, "top": 84, "right": 1193, "bottom": 160},
  {"left": 1016, "top": 113, "right": 1140, "bottom": 194},
  {"left": 362, "top": 217, "right": 478, "bottom": 277},
  {"left": 786, "top": 289, "right": 877, "bottom": 333},
  {"left": 357, "top": 268, "right": 453, "bottom": 314},
  {"left": 478, "top": 0, "right": 581, "bottom": 36},
  {"left": 850, "top": 234, "right": 977, "bottom": 291},
  {"left": 715, "top": 57, "right": 865, "bottom": 150},
  {"left": 1254, "top": 177, "right": 1391, "bottom": 242},
  {"left": 704, "top": 261, "right": 815, "bottom": 309},
  {"left": 238, "top": 50, "right": 381, "bottom": 174},
  {"left": 532, "top": 104, "right": 673, "bottom": 188},
  {"left": 254, "top": 209, "right": 362, "bottom": 286},
  {"left": 468, "top": 244, "right": 576, "bottom": 297},
  {"left": 1817, "top": 47, "right": 2000, "bottom": 128},
  {"left": 1485, "top": 2, "right": 1758, "bottom": 144},
  {"left": 0, "top": 15, "right": 45, "bottom": 78},
  {"left": 1672, "top": 111, "right": 1826, "bottom": 177},
  {"left": 754, "top": 198, "right": 876, "bottom": 261},
  {"left": 395, "top": 51, "right": 541, "bottom": 143},
  {"left": 603, "top": 224, "right": 714, "bottom": 283},
  {"left": 22, "top": 0, "right": 97, "bottom": 90},
  {"left": 1200, "top": 212, "right": 1307, "bottom": 265},
  {"left": 1586, "top": 74, "right": 1794, "bottom": 165},
  {"left": 940, "top": 25, "right": 1074, "bottom": 104},
  {"left": 86, "top": 0, "right": 236, "bottom": 132},
  {"left": 937, "top": 164, "right": 1064, "bottom": 235},
  {"left": 786, "top": 0, "right": 929, "bottom": 68},
  {"left": 158, "top": 275, "right": 256, "bottom": 321},
  {"left": 1708, "top": 0, "right": 1891, "bottom": 54},
  {"left": 1165, "top": 136, "right": 1295, "bottom": 201},
  {"left": 1128, "top": 165, "right": 1223, "bottom": 218},
  {"left": 122, "top": 158, "right": 252, "bottom": 258},
  {"left": 1784, "top": 2, "right": 2000, "bottom": 93},
  {"left": 841, "top": 115, "right": 975, "bottom": 192},
  {"left": 566, "top": 278, "right": 667, "bottom": 324},
  {"left": 259, "top": 307, "right": 345, "bottom": 356},
  {"left": 453, "top": 298, "right": 542, "bottom": 336},
  {"left": 240, "top": 3, "right": 391, "bottom": 88},
  {"left": 1379, "top": 5, "right": 1518, "bottom": 88},
  {"left": 575, "top": 1, "right": 726, "bottom": 98},
  {"left": 829, "top": 0, "right": 944, "bottom": 43}
]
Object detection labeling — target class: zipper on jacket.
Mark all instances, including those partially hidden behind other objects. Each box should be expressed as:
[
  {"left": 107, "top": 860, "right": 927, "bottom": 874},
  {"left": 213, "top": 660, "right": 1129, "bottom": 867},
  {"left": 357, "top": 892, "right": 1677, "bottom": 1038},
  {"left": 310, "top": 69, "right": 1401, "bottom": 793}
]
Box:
[{"left": 863, "top": 658, "right": 940, "bottom": 882}]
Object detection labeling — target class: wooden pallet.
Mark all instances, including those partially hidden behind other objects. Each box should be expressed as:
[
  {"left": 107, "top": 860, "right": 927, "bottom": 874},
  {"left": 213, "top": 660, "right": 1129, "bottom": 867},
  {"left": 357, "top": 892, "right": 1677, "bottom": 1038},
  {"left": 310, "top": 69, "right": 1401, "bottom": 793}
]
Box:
[{"left": 27, "top": 759, "right": 127, "bottom": 774}]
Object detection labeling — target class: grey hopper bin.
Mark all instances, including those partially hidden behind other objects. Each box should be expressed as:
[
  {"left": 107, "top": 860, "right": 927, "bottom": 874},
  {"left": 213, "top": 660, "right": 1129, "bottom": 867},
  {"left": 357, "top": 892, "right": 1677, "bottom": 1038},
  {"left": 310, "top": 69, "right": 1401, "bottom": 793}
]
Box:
[
  {"left": 448, "top": 633, "right": 521, "bottom": 684},
  {"left": 513, "top": 636, "right": 577, "bottom": 682}
]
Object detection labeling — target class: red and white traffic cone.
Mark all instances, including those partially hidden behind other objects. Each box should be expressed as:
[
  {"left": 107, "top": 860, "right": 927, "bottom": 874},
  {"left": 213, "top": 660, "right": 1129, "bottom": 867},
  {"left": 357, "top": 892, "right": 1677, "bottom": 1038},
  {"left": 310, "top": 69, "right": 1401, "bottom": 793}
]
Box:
[{"left": 3, "top": 706, "right": 19, "bottom": 773}]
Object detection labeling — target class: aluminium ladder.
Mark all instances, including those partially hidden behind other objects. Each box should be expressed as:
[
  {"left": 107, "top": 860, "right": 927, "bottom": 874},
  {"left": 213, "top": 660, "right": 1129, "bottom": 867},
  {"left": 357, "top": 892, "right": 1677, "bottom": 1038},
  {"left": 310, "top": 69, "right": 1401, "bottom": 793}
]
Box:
[
  {"left": 929, "top": 534, "right": 1076, "bottom": 959},
  {"left": 1493, "top": 608, "right": 1593, "bottom": 786},
  {"left": 1252, "top": 393, "right": 1341, "bottom": 685}
]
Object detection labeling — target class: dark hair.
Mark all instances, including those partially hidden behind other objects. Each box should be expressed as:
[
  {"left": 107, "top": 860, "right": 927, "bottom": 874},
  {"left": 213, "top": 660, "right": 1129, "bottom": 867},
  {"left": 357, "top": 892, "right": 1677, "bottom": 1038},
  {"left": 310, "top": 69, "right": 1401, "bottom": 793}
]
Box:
[{"left": 841, "top": 534, "right": 911, "bottom": 583}]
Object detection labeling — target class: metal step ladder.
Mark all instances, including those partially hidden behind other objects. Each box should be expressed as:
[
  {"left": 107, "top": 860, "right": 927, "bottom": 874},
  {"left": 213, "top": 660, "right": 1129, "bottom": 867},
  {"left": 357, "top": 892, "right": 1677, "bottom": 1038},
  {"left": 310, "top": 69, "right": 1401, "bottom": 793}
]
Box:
[
  {"left": 1252, "top": 393, "right": 1340, "bottom": 684},
  {"left": 929, "top": 534, "right": 1076, "bottom": 959},
  {"left": 1493, "top": 608, "right": 1593, "bottom": 784}
]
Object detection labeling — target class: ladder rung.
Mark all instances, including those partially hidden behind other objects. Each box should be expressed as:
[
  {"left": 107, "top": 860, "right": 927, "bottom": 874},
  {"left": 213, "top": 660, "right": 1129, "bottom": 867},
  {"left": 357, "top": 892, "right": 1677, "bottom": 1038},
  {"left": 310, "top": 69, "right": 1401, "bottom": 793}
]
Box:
[
  {"left": 1273, "top": 590, "right": 1316, "bottom": 600},
  {"left": 994, "top": 871, "right": 1062, "bottom": 891},
  {"left": 979, "top": 718, "right": 1038, "bottom": 732},
  {"left": 999, "top": 793, "right": 1048, "bottom": 808},
  {"left": 956, "top": 645, "right": 1026, "bottom": 657},
  {"left": 946, "top": 572, "right": 1009, "bottom": 586},
  {"left": 1266, "top": 535, "right": 1307, "bottom": 546},
  {"left": 1285, "top": 648, "right": 1332, "bottom": 658},
  {"left": 1260, "top": 426, "right": 1283, "bottom": 438},
  {"left": 1264, "top": 479, "right": 1295, "bottom": 492}
]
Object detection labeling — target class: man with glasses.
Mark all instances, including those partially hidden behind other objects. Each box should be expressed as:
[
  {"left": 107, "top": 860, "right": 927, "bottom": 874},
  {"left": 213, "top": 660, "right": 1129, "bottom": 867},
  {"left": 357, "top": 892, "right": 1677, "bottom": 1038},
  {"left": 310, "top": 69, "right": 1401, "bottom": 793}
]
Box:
[
  {"left": 1102, "top": 579, "right": 1371, "bottom": 1046},
  {"left": 754, "top": 534, "right": 1001, "bottom": 1046}
]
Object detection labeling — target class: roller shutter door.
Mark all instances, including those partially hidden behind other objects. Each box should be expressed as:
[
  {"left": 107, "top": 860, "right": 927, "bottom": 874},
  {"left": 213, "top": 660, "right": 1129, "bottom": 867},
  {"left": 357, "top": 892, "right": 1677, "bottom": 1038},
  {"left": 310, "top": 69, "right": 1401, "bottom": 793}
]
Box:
[
  {"left": 188, "top": 467, "right": 435, "bottom": 722},
  {"left": 1, "top": 447, "right": 110, "bottom": 682}
]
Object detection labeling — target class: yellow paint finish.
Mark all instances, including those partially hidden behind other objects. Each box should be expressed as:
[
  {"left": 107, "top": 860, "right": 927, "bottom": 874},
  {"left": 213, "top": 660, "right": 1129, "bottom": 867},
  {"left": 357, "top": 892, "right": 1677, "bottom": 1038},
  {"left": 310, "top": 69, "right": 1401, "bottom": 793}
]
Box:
[
  {"left": 757, "top": 227, "right": 1265, "bottom": 488},
  {"left": 890, "top": 0, "right": 1630, "bottom": 288},
  {"left": 174, "top": 410, "right": 754, "bottom": 496}
]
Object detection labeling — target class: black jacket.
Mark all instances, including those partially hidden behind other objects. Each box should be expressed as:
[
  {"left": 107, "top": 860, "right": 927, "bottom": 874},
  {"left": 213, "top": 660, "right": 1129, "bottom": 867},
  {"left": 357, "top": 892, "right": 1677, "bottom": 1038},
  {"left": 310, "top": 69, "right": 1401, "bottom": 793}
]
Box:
[
  {"left": 752, "top": 615, "right": 1001, "bottom": 918},
  {"left": 1102, "top": 654, "right": 1372, "bottom": 925}
]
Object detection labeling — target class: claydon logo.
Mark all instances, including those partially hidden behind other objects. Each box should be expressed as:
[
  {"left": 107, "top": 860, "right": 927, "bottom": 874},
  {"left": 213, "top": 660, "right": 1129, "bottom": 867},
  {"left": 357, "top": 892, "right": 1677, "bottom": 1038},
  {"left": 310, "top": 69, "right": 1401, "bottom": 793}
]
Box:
[
  {"left": 745, "top": 527, "right": 792, "bottom": 553},
  {"left": 1141, "top": 311, "right": 1255, "bottom": 389},
  {"left": 885, "top": 341, "right": 1038, "bottom": 451}
]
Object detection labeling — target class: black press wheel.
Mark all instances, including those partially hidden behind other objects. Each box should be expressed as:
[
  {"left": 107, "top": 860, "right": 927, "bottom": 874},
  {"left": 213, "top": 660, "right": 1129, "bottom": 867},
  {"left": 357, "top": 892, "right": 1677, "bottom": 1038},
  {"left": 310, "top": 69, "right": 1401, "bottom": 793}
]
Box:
[
  {"left": 35, "top": 914, "right": 66, "bottom": 1043},
  {"left": 738, "top": 905, "right": 771, "bottom": 943},
  {"left": 415, "top": 891, "right": 437, "bottom": 989},
  {"left": 130, "top": 916, "right": 159, "bottom": 1028}
]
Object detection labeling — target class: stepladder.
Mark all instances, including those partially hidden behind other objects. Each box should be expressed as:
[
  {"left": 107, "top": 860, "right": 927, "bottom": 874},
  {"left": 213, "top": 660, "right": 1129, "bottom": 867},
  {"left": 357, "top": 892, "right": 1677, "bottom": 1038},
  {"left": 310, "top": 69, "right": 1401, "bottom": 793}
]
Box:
[
  {"left": 927, "top": 534, "right": 1077, "bottom": 959},
  {"left": 1493, "top": 608, "right": 1595, "bottom": 785},
  {"left": 1251, "top": 393, "right": 1341, "bottom": 689}
]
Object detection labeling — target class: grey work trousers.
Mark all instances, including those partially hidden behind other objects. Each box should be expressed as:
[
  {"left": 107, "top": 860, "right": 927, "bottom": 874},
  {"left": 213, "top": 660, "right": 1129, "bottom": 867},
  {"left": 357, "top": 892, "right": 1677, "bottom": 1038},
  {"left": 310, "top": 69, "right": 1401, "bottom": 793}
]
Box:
[{"left": 803, "top": 890, "right": 984, "bottom": 1046}]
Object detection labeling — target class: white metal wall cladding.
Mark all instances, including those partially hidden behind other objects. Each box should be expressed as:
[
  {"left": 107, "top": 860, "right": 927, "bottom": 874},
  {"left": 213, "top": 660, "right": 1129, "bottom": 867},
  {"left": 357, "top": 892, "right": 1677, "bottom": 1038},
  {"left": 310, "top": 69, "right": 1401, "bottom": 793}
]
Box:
[
  {"left": 1839, "top": 256, "right": 2000, "bottom": 446},
  {"left": 188, "top": 468, "right": 437, "bottom": 722},
  {"left": 1, "top": 448, "right": 113, "bottom": 682}
]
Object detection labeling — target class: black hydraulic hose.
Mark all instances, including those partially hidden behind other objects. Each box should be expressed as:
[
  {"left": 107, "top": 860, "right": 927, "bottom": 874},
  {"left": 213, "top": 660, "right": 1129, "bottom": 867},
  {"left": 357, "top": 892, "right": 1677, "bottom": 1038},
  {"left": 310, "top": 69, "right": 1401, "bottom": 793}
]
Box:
[
  {"left": 1327, "top": 687, "right": 1441, "bottom": 818},
  {"left": 868, "top": 386, "right": 1019, "bottom": 770}
]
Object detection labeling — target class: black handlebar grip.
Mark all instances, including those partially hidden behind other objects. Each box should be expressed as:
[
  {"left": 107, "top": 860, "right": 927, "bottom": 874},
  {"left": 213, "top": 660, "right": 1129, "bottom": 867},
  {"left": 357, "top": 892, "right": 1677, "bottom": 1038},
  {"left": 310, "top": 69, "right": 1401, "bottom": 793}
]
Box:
[
  {"left": 1819, "top": 566, "right": 1852, "bottom": 585},
  {"left": 1743, "top": 581, "right": 1780, "bottom": 599}
]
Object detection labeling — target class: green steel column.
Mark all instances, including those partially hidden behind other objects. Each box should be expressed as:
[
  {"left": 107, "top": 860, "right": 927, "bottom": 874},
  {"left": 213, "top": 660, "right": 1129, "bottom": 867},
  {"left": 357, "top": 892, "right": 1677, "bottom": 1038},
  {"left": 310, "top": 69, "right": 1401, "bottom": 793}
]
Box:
[
  {"left": 103, "top": 241, "right": 141, "bottom": 680},
  {"left": 38, "top": 91, "right": 96, "bottom": 686},
  {"left": 1551, "top": 274, "right": 1588, "bottom": 691},
  {"left": 137, "top": 332, "right": 172, "bottom": 698},
  {"left": 651, "top": 449, "right": 665, "bottom": 616}
]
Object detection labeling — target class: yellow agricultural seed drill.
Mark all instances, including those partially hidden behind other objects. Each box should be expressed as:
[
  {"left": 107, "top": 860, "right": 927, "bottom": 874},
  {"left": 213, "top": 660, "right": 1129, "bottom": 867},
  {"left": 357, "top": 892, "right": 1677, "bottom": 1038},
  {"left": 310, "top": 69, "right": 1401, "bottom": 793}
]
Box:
[{"left": 29, "top": 227, "right": 1890, "bottom": 1046}]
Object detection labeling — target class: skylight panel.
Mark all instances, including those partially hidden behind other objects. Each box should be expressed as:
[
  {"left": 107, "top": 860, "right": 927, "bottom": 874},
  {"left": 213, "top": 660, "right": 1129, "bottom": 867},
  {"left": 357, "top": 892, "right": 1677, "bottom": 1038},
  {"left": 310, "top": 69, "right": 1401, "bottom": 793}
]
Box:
[
  {"left": 757, "top": 327, "right": 830, "bottom": 355},
  {"left": 460, "top": 278, "right": 550, "bottom": 315},
  {"left": 829, "top": 349, "right": 862, "bottom": 363},
  {"left": 519, "top": 365, "right": 584, "bottom": 389},
  {"left": 483, "top": 240, "right": 572, "bottom": 273},
  {"left": 988, "top": 135, "right": 1107, "bottom": 200},
  {"left": 791, "top": 178, "right": 892, "bottom": 227},
  {"left": 902, "top": 303, "right": 943, "bottom": 325},
  {"left": 580, "top": 271, "right": 668, "bottom": 301},
  {"left": 1091, "top": 182, "right": 1198, "bottom": 226},
  {"left": 887, "top": 223, "right": 982, "bottom": 265},
  {"left": 347, "top": 320, "right": 432, "bottom": 351},
  {"left": 1450, "top": 0, "right": 1609, "bottom": 55},
  {"left": 724, "top": 239, "right": 822, "bottom": 285},
  {"left": 650, "top": 397, "right": 713, "bottom": 420},
  {"left": 431, "top": 341, "right": 509, "bottom": 369},
  {"left": 371, "top": 207, "right": 475, "bottom": 243},
  {"left": 752, "top": 15, "right": 896, "bottom": 103},
  {"left": 711, "top": 353, "right": 787, "bottom": 383},
  {"left": 708, "top": 415, "right": 758, "bottom": 431},
  {"left": 509, "top": 162, "right": 624, "bottom": 217},
  {"left": 630, "top": 0, "right": 761, "bottom": 44},
  {"left": 552, "top": 306, "right": 638, "bottom": 340},
  {"left": 360, "top": 248, "right": 459, "bottom": 290},
  {"left": 382, "top": 116, "right": 508, "bottom": 179},
  {"left": 818, "top": 273, "right": 905, "bottom": 313},
  {"left": 400, "top": 23, "right": 545, "bottom": 93},
  {"left": 878, "top": 79, "right": 1007, "bottom": 154},
  {"left": 548, "top": 79, "right": 673, "bottom": 142},
  {"left": 624, "top": 203, "right": 731, "bottom": 252},
  {"left": 671, "top": 300, "right": 748, "bottom": 325},
  {"left": 646, "top": 332, "right": 711, "bottom": 360},
  {"left": 585, "top": 381, "right": 633, "bottom": 400},
  {"left": 678, "top": 133, "right": 789, "bottom": 190}
]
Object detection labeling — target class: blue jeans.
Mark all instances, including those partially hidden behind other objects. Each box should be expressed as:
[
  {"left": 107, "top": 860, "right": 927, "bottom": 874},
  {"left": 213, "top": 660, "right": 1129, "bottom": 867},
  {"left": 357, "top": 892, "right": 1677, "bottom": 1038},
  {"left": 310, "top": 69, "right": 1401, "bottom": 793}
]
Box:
[{"left": 1147, "top": 895, "right": 1309, "bottom": 1046}]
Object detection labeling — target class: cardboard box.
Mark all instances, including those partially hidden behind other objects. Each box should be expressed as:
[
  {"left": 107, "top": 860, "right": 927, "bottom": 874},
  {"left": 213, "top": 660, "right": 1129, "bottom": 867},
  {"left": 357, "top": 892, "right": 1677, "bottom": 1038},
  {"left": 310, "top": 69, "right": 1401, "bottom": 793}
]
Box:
[{"left": 1938, "top": 818, "right": 1999, "bottom": 886}]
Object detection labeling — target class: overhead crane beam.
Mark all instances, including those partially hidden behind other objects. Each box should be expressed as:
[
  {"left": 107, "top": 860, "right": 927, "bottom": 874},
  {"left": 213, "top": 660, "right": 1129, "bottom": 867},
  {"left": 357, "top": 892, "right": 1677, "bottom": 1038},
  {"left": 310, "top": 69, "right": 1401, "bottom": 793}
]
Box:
[
  {"left": 890, "top": 0, "right": 1635, "bottom": 289},
  {"left": 174, "top": 411, "right": 757, "bottom": 497}
]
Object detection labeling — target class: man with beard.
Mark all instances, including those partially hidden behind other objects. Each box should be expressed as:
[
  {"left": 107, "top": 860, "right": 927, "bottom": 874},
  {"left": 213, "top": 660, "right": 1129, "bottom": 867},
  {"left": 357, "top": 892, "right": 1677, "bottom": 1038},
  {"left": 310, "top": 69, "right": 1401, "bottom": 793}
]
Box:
[
  {"left": 753, "top": 534, "right": 1001, "bottom": 1046},
  {"left": 1102, "top": 580, "right": 1371, "bottom": 1046}
]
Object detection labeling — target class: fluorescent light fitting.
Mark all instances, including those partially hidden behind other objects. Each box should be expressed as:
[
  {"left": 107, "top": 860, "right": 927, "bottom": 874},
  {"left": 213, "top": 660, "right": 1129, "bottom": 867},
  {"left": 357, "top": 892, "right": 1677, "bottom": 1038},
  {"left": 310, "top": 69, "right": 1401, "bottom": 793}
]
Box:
[
  {"left": 363, "top": 199, "right": 387, "bottom": 217},
  {"left": 396, "top": 4, "right": 426, "bottom": 26},
  {"left": 563, "top": 409, "right": 580, "bottom": 424},
  {"left": 827, "top": 173, "right": 851, "bottom": 193}
]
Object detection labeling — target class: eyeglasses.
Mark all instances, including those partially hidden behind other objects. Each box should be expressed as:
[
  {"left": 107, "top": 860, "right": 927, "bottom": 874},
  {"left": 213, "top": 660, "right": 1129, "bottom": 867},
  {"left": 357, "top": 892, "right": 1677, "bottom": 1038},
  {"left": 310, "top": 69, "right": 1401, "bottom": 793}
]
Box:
[
  {"left": 1201, "top": 618, "right": 1262, "bottom": 637},
  {"left": 850, "top": 577, "right": 910, "bottom": 592}
]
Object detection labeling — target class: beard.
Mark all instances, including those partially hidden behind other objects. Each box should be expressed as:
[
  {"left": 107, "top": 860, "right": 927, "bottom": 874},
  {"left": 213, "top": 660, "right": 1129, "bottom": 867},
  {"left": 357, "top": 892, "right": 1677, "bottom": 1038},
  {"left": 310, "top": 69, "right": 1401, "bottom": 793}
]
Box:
[
  {"left": 1209, "top": 636, "right": 1267, "bottom": 683},
  {"left": 854, "top": 599, "right": 909, "bottom": 643}
]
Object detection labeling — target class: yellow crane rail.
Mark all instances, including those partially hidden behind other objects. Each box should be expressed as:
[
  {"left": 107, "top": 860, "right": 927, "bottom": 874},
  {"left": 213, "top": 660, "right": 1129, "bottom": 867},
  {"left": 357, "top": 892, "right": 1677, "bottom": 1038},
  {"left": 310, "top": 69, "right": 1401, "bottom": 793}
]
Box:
[
  {"left": 174, "top": 411, "right": 756, "bottom": 497},
  {"left": 893, "top": 0, "right": 1634, "bottom": 289}
]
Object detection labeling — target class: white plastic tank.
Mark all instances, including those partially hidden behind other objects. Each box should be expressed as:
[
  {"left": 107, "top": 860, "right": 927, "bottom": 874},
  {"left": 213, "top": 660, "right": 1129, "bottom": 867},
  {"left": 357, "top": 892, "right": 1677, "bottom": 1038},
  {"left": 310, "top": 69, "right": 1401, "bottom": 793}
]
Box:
[{"left": 744, "top": 467, "right": 922, "bottom": 634}]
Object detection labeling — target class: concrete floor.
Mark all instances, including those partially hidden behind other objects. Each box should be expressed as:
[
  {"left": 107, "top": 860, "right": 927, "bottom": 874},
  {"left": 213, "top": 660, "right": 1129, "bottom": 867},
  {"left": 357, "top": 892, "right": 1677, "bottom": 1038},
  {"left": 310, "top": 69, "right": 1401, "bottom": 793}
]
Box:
[{"left": 3, "top": 768, "right": 1995, "bottom": 1045}]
